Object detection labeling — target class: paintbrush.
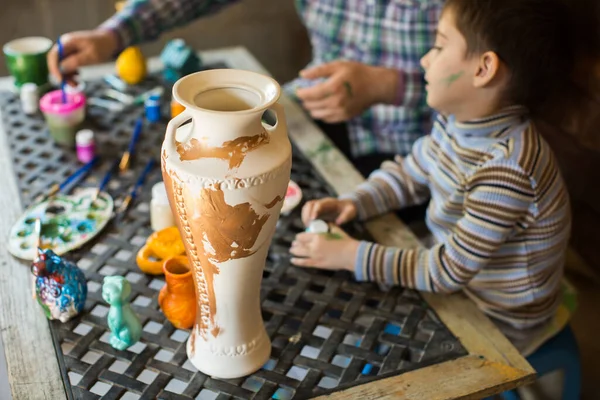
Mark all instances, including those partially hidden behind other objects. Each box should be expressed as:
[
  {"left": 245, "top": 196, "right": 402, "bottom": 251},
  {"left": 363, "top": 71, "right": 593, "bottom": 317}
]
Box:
[
  {"left": 56, "top": 36, "right": 68, "bottom": 104},
  {"left": 119, "top": 118, "right": 143, "bottom": 172},
  {"left": 34, "top": 218, "right": 43, "bottom": 249},
  {"left": 31, "top": 218, "right": 43, "bottom": 299},
  {"left": 115, "top": 159, "right": 155, "bottom": 221},
  {"left": 33, "top": 156, "right": 100, "bottom": 204},
  {"left": 93, "top": 159, "right": 120, "bottom": 202}
]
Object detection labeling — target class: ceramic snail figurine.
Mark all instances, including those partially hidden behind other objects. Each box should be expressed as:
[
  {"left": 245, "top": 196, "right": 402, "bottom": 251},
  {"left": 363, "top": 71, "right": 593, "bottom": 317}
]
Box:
[
  {"left": 102, "top": 276, "right": 142, "bottom": 350},
  {"left": 31, "top": 248, "right": 88, "bottom": 323}
]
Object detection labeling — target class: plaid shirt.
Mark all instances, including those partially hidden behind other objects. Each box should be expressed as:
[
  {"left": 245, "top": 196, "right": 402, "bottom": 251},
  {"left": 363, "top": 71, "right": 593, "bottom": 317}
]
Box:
[{"left": 101, "top": 0, "right": 443, "bottom": 157}]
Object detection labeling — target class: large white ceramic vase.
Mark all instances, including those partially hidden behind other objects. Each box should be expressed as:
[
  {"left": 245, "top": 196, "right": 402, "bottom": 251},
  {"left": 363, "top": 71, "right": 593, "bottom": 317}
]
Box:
[{"left": 161, "top": 69, "right": 291, "bottom": 378}]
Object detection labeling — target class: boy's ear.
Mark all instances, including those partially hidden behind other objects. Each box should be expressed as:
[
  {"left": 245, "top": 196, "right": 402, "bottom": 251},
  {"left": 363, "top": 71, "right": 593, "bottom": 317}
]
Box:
[{"left": 473, "top": 51, "right": 501, "bottom": 88}]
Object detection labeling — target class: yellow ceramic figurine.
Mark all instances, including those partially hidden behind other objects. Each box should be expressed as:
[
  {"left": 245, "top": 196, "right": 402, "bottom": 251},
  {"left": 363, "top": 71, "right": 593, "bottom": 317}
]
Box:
[
  {"left": 114, "top": 0, "right": 146, "bottom": 85},
  {"left": 116, "top": 47, "right": 147, "bottom": 85},
  {"left": 136, "top": 226, "right": 185, "bottom": 275}
]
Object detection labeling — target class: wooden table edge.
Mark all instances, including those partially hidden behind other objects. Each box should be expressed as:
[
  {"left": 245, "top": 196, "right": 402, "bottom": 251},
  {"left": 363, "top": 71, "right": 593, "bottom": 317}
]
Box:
[
  {"left": 0, "top": 45, "right": 534, "bottom": 399},
  {"left": 314, "top": 354, "right": 535, "bottom": 400},
  {"left": 0, "top": 107, "right": 66, "bottom": 398}
]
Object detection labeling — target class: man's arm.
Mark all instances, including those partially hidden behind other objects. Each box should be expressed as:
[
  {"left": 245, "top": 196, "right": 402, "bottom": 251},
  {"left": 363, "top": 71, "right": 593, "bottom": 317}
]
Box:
[{"left": 99, "top": 0, "right": 242, "bottom": 51}]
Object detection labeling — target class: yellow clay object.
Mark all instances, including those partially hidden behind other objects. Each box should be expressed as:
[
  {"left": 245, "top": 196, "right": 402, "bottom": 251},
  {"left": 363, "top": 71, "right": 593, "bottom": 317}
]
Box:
[
  {"left": 148, "top": 226, "right": 186, "bottom": 260},
  {"left": 136, "top": 244, "right": 164, "bottom": 275},
  {"left": 136, "top": 227, "right": 185, "bottom": 275},
  {"left": 116, "top": 47, "right": 147, "bottom": 85}
]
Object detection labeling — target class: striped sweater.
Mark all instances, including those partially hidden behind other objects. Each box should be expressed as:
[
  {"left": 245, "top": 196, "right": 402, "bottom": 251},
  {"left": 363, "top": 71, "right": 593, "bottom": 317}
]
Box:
[{"left": 343, "top": 107, "right": 571, "bottom": 329}]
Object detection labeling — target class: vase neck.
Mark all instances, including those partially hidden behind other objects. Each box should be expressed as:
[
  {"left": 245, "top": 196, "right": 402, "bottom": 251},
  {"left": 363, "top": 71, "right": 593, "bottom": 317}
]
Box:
[
  {"left": 163, "top": 257, "right": 194, "bottom": 294},
  {"left": 185, "top": 106, "right": 265, "bottom": 147},
  {"left": 172, "top": 69, "right": 280, "bottom": 148}
]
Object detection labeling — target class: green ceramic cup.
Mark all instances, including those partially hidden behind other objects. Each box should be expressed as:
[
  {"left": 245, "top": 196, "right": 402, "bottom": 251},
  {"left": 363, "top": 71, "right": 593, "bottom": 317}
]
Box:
[{"left": 3, "top": 37, "right": 53, "bottom": 89}]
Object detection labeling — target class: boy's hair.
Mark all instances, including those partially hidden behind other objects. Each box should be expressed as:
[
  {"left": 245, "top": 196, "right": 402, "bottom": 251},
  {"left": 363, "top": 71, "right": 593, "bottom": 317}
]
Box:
[{"left": 444, "top": 0, "right": 575, "bottom": 115}]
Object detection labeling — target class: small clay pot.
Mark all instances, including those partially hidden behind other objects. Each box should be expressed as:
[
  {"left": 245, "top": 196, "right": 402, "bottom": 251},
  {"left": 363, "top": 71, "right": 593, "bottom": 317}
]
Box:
[{"left": 158, "top": 256, "right": 196, "bottom": 329}]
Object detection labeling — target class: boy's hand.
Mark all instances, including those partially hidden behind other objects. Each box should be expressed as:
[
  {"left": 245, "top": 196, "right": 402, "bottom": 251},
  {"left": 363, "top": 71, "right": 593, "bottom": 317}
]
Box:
[
  {"left": 290, "top": 225, "right": 358, "bottom": 271},
  {"left": 301, "top": 197, "right": 357, "bottom": 227}
]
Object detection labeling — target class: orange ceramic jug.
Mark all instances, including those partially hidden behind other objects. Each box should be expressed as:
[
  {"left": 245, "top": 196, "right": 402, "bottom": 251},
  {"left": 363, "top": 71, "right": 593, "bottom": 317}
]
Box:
[{"left": 158, "top": 256, "right": 196, "bottom": 329}]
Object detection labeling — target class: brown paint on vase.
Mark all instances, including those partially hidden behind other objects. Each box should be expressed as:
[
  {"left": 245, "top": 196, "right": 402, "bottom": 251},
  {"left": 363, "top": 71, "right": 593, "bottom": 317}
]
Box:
[
  {"left": 176, "top": 129, "right": 270, "bottom": 169},
  {"left": 163, "top": 163, "right": 282, "bottom": 341},
  {"left": 196, "top": 184, "right": 273, "bottom": 261},
  {"left": 162, "top": 167, "right": 214, "bottom": 340},
  {"left": 190, "top": 328, "right": 196, "bottom": 356},
  {"left": 264, "top": 195, "right": 283, "bottom": 209},
  {"left": 158, "top": 256, "right": 196, "bottom": 329},
  {"left": 211, "top": 326, "right": 221, "bottom": 337}
]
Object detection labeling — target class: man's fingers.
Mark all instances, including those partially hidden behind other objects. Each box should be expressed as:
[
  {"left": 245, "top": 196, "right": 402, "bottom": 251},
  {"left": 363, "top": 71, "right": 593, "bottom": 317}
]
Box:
[
  {"left": 309, "top": 108, "right": 339, "bottom": 121},
  {"left": 58, "top": 53, "right": 88, "bottom": 76},
  {"left": 47, "top": 46, "right": 60, "bottom": 80},
  {"left": 299, "top": 62, "right": 337, "bottom": 79},
  {"left": 321, "top": 113, "right": 345, "bottom": 124},
  {"left": 296, "top": 76, "right": 344, "bottom": 102},
  {"left": 301, "top": 95, "right": 343, "bottom": 112}
]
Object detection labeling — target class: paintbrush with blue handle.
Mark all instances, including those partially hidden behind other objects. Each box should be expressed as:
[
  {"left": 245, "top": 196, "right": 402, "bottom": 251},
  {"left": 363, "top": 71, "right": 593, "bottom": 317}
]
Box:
[
  {"left": 33, "top": 156, "right": 100, "bottom": 204},
  {"left": 56, "top": 36, "right": 68, "bottom": 104},
  {"left": 115, "top": 159, "right": 155, "bottom": 221},
  {"left": 93, "top": 159, "right": 120, "bottom": 202},
  {"left": 119, "top": 118, "right": 143, "bottom": 172}
]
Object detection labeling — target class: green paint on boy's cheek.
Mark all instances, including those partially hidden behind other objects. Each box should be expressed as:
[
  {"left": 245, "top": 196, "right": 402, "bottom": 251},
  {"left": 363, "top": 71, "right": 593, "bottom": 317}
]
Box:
[{"left": 440, "top": 71, "right": 464, "bottom": 87}]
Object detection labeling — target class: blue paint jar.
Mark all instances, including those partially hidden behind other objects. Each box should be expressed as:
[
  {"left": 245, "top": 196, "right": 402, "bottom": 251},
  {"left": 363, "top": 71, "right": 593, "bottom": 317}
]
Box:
[{"left": 145, "top": 94, "right": 162, "bottom": 123}]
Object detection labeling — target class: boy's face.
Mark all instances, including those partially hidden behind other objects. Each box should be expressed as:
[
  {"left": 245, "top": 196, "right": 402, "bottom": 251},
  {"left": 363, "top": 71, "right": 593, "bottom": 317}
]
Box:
[{"left": 420, "top": 9, "right": 480, "bottom": 115}]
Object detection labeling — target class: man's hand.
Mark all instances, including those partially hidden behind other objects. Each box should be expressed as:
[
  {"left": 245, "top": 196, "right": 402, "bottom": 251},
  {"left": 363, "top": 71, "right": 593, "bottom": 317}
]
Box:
[
  {"left": 296, "top": 61, "right": 400, "bottom": 123},
  {"left": 47, "top": 29, "right": 119, "bottom": 85}
]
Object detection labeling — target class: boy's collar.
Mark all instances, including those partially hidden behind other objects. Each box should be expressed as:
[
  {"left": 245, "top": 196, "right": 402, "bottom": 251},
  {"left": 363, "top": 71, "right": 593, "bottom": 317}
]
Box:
[{"left": 448, "top": 106, "right": 529, "bottom": 137}]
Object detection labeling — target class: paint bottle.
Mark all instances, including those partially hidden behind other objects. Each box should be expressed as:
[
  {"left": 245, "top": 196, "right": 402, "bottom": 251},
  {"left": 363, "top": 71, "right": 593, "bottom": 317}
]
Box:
[
  {"left": 20, "top": 83, "right": 39, "bottom": 115},
  {"left": 171, "top": 98, "right": 185, "bottom": 118},
  {"left": 151, "top": 181, "right": 175, "bottom": 231},
  {"left": 145, "top": 94, "right": 161, "bottom": 123},
  {"left": 75, "top": 129, "right": 95, "bottom": 163}
]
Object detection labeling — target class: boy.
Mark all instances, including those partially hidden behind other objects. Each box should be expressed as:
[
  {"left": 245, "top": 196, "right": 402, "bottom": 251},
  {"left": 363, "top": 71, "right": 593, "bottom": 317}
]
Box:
[{"left": 290, "top": 0, "right": 574, "bottom": 353}]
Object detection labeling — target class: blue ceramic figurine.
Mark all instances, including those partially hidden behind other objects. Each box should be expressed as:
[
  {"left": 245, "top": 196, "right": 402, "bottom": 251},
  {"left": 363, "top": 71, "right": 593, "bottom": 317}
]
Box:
[
  {"left": 160, "top": 39, "right": 202, "bottom": 83},
  {"left": 31, "top": 248, "right": 88, "bottom": 323},
  {"left": 102, "top": 276, "right": 142, "bottom": 350}
]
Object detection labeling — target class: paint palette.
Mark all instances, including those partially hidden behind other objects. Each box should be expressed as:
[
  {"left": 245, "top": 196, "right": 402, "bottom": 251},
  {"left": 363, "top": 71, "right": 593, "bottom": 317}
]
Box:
[
  {"left": 8, "top": 188, "right": 114, "bottom": 260},
  {"left": 281, "top": 180, "right": 302, "bottom": 215}
]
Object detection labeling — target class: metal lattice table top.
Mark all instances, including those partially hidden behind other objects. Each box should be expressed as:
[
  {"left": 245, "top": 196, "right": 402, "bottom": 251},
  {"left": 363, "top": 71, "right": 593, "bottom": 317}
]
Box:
[{"left": 0, "top": 66, "right": 466, "bottom": 400}]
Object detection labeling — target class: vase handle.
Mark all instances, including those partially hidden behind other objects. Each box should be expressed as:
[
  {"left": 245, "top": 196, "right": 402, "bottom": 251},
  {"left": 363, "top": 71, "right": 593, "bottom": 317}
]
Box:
[
  {"left": 165, "top": 109, "right": 192, "bottom": 147},
  {"left": 264, "top": 102, "right": 287, "bottom": 137}
]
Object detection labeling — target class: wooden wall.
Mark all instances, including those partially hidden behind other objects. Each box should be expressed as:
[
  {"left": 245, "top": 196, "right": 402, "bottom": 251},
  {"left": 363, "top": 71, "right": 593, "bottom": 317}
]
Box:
[{"left": 0, "top": 0, "right": 311, "bottom": 83}]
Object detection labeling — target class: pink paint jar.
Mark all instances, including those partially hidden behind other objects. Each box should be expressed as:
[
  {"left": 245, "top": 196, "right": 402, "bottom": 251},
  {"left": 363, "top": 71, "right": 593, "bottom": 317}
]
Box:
[
  {"left": 39, "top": 90, "right": 86, "bottom": 147},
  {"left": 75, "top": 129, "right": 95, "bottom": 163}
]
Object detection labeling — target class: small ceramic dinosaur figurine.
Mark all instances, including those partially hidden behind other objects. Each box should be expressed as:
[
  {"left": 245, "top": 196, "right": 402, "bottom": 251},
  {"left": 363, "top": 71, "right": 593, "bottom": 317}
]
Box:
[{"left": 102, "top": 276, "right": 142, "bottom": 350}]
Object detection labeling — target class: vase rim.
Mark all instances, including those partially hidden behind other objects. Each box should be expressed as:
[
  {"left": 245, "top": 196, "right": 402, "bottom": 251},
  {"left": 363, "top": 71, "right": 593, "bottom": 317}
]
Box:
[
  {"left": 172, "top": 69, "right": 281, "bottom": 116},
  {"left": 163, "top": 255, "right": 192, "bottom": 278}
]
